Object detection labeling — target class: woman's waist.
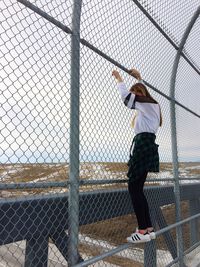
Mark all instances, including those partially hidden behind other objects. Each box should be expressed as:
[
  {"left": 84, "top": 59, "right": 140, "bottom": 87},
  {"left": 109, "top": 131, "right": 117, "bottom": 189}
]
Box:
[
  {"left": 133, "top": 132, "right": 156, "bottom": 143},
  {"left": 135, "top": 132, "right": 156, "bottom": 138}
]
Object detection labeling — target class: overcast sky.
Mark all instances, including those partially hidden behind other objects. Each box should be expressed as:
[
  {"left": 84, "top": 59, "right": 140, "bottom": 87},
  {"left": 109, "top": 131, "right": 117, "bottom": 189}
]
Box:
[{"left": 0, "top": 0, "right": 200, "bottom": 164}]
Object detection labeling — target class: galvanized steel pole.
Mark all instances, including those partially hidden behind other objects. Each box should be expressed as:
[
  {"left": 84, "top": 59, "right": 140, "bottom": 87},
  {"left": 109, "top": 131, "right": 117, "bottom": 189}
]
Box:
[
  {"left": 68, "top": 0, "right": 82, "bottom": 266},
  {"left": 170, "top": 6, "right": 200, "bottom": 267}
]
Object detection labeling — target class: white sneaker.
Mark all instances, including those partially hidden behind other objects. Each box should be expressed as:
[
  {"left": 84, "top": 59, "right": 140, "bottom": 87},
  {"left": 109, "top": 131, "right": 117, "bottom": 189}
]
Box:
[
  {"left": 127, "top": 232, "right": 151, "bottom": 243},
  {"left": 135, "top": 228, "right": 156, "bottom": 240}
]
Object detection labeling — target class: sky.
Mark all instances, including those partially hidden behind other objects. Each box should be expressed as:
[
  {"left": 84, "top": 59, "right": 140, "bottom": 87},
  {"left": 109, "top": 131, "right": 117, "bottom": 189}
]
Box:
[{"left": 0, "top": 0, "right": 200, "bottom": 164}]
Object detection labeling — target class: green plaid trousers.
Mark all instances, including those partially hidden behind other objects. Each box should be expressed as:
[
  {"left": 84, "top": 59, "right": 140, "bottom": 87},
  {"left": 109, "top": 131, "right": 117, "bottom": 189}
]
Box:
[{"left": 127, "top": 132, "right": 159, "bottom": 182}]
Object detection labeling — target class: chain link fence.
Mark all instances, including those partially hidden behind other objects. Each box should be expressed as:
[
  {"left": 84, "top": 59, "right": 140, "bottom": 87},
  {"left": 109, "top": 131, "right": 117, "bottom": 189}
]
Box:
[{"left": 0, "top": 0, "right": 200, "bottom": 266}]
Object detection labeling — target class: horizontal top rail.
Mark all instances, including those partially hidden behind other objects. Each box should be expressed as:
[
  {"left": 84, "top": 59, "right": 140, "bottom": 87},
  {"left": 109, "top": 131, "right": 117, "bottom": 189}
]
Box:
[{"left": 1, "top": 177, "right": 200, "bottom": 190}]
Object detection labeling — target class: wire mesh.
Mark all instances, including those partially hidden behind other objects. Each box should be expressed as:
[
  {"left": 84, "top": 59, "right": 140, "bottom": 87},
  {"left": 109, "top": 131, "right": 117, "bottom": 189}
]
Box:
[
  {"left": 183, "top": 16, "right": 200, "bottom": 68},
  {"left": 138, "top": 0, "right": 199, "bottom": 46},
  {"left": 0, "top": 0, "right": 200, "bottom": 266}
]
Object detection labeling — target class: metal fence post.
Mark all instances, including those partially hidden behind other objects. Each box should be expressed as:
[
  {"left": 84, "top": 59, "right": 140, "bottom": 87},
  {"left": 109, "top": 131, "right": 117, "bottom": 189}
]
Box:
[
  {"left": 68, "top": 0, "right": 83, "bottom": 266},
  {"left": 170, "top": 75, "right": 184, "bottom": 267},
  {"left": 170, "top": 6, "right": 200, "bottom": 267}
]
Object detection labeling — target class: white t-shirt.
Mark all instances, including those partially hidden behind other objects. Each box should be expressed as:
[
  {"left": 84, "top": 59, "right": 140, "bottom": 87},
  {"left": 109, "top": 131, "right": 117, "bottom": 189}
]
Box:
[{"left": 117, "top": 82, "right": 161, "bottom": 135}]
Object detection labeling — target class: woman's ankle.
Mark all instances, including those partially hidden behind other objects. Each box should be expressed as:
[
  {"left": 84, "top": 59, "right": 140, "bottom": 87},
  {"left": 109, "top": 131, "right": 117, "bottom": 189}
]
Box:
[
  {"left": 138, "top": 229, "right": 148, "bottom": 234},
  {"left": 147, "top": 227, "right": 154, "bottom": 232}
]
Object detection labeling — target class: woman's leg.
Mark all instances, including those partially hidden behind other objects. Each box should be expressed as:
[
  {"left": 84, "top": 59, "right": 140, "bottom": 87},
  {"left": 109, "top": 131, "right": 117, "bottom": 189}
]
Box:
[
  {"left": 143, "top": 194, "right": 153, "bottom": 229},
  {"left": 128, "top": 172, "right": 152, "bottom": 230}
]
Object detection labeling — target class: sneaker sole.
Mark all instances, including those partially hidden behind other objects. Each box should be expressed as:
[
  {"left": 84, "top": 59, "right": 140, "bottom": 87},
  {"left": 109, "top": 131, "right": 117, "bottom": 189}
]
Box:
[{"left": 127, "top": 236, "right": 151, "bottom": 244}]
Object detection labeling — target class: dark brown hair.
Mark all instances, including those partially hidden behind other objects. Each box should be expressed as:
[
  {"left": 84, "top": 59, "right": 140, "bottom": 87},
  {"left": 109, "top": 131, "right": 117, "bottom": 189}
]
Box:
[{"left": 130, "top": 83, "right": 163, "bottom": 126}]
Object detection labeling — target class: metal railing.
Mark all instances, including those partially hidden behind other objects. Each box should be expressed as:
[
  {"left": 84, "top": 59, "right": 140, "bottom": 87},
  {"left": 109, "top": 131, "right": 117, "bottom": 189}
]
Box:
[{"left": 0, "top": 184, "right": 199, "bottom": 266}]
